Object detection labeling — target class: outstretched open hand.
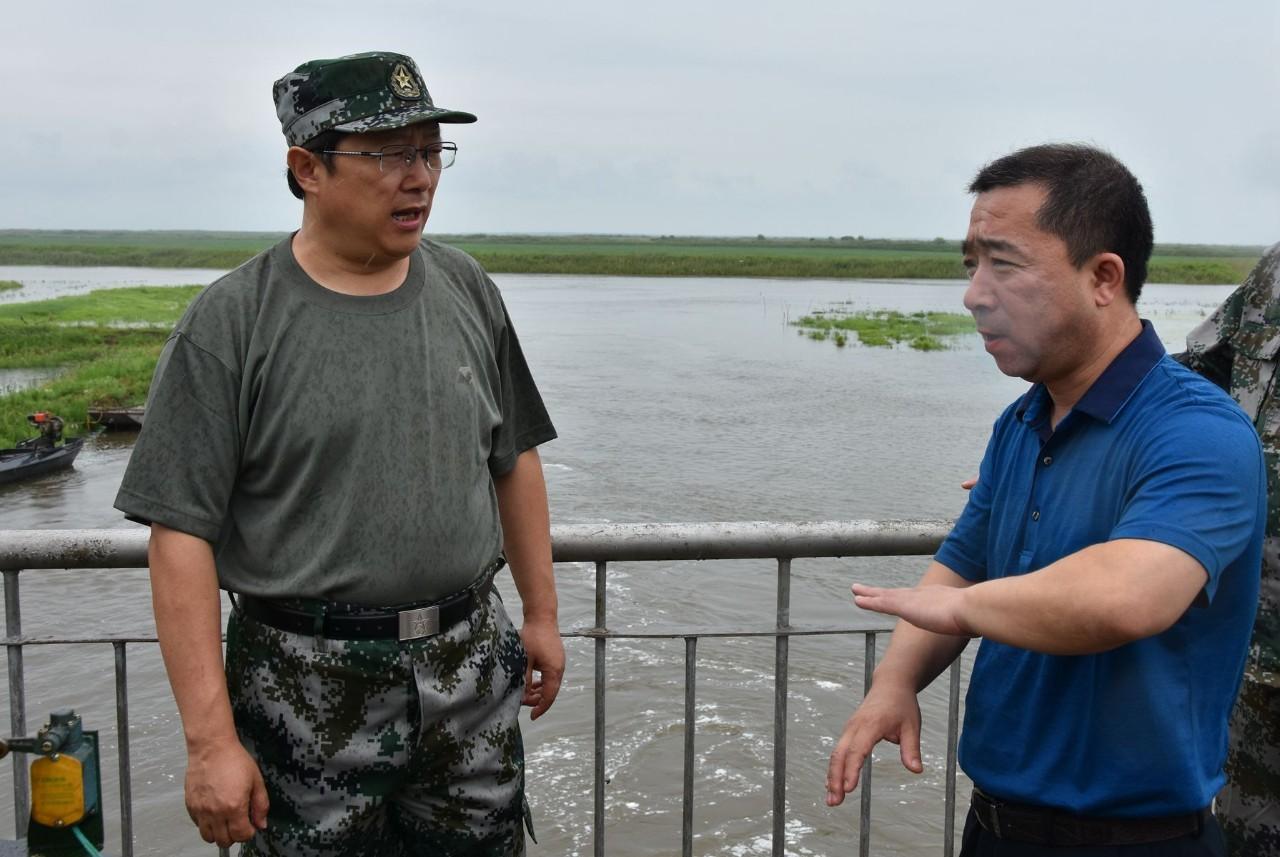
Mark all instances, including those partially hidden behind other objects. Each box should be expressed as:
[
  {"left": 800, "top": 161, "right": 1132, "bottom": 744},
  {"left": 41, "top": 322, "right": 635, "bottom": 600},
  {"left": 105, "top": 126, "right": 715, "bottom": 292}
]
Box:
[{"left": 851, "top": 583, "right": 975, "bottom": 638}]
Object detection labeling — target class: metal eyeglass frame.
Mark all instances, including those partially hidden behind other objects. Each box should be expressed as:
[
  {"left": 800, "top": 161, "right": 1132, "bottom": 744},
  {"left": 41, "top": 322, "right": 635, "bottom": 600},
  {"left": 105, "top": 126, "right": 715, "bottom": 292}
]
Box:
[{"left": 321, "top": 142, "right": 457, "bottom": 172}]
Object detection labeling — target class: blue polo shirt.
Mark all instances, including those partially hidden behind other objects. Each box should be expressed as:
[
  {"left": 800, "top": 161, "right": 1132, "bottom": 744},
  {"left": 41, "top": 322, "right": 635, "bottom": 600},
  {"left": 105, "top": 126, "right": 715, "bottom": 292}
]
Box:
[{"left": 936, "top": 320, "right": 1264, "bottom": 817}]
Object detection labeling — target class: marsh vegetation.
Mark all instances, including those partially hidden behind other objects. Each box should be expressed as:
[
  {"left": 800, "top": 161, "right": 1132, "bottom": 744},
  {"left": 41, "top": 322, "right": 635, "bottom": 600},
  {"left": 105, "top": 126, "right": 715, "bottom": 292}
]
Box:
[
  {"left": 0, "top": 286, "right": 199, "bottom": 444},
  {"left": 793, "top": 308, "right": 975, "bottom": 351}
]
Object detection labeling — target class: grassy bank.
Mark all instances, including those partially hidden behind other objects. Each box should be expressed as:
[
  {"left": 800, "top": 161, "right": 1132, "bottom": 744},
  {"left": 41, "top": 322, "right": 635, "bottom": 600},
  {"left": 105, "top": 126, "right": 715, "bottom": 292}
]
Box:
[
  {"left": 0, "top": 287, "right": 200, "bottom": 444},
  {"left": 0, "top": 230, "right": 1262, "bottom": 284},
  {"left": 0, "top": 280, "right": 21, "bottom": 292},
  {"left": 792, "top": 308, "right": 975, "bottom": 351},
  {"left": 0, "top": 230, "right": 280, "bottom": 269}
]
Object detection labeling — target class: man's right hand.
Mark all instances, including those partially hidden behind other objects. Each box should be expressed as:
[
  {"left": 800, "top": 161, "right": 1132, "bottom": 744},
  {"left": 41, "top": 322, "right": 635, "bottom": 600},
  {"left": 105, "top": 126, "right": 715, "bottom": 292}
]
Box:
[
  {"left": 185, "top": 738, "right": 269, "bottom": 848},
  {"left": 825, "top": 682, "right": 924, "bottom": 807}
]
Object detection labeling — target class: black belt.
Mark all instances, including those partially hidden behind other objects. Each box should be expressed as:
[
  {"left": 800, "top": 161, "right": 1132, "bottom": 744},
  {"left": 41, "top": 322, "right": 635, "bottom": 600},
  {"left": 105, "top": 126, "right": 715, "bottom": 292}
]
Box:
[
  {"left": 234, "top": 559, "right": 502, "bottom": 642},
  {"left": 971, "top": 788, "right": 1211, "bottom": 847}
]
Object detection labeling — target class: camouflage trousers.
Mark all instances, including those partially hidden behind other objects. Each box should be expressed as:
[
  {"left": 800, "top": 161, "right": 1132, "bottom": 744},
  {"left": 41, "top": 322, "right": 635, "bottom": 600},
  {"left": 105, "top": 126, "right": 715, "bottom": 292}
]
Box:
[
  {"left": 225, "top": 588, "right": 531, "bottom": 857},
  {"left": 1218, "top": 676, "right": 1280, "bottom": 856}
]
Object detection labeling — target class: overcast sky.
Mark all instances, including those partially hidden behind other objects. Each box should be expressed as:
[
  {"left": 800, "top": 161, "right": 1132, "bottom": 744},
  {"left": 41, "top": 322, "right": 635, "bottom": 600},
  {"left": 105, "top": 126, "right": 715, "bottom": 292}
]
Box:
[{"left": 4, "top": 2, "right": 1277, "bottom": 243}]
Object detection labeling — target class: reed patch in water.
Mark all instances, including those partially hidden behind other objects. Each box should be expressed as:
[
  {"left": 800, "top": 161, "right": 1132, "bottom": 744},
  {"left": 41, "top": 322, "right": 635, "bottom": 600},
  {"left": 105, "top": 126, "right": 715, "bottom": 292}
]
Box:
[{"left": 791, "top": 309, "right": 973, "bottom": 351}]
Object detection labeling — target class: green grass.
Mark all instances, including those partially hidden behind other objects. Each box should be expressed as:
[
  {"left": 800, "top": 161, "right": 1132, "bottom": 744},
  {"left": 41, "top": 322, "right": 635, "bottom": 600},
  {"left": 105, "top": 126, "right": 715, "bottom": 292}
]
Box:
[
  {"left": 0, "top": 230, "right": 280, "bottom": 268},
  {"left": 0, "top": 286, "right": 201, "bottom": 444},
  {"left": 793, "top": 309, "right": 975, "bottom": 351},
  {"left": 0, "top": 346, "right": 165, "bottom": 445},
  {"left": 0, "top": 286, "right": 203, "bottom": 326},
  {"left": 1147, "top": 259, "right": 1254, "bottom": 284},
  {"left": 0, "top": 280, "right": 21, "bottom": 292},
  {"left": 470, "top": 252, "right": 971, "bottom": 279},
  {"left": 0, "top": 230, "right": 1262, "bottom": 284}
]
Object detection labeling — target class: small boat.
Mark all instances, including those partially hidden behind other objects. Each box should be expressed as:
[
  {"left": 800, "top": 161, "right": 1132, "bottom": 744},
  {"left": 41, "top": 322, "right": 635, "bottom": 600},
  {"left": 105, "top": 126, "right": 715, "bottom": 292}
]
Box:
[
  {"left": 0, "top": 436, "right": 86, "bottom": 485},
  {"left": 88, "top": 406, "right": 145, "bottom": 430}
]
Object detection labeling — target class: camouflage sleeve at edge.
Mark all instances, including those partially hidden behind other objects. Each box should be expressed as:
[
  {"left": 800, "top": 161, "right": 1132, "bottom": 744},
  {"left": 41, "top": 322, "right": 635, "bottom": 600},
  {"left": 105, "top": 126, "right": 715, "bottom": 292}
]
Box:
[{"left": 1177, "top": 285, "right": 1247, "bottom": 391}]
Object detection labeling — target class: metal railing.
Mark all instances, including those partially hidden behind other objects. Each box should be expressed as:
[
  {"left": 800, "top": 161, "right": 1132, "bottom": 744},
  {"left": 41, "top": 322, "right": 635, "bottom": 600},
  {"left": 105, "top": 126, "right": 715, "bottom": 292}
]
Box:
[{"left": 3, "top": 521, "right": 959, "bottom": 856}]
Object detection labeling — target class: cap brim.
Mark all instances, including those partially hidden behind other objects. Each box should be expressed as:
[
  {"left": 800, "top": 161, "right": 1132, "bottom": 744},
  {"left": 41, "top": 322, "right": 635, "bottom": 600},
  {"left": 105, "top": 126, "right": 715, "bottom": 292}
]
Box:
[{"left": 332, "top": 104, "right": 477, "bottom": 136}]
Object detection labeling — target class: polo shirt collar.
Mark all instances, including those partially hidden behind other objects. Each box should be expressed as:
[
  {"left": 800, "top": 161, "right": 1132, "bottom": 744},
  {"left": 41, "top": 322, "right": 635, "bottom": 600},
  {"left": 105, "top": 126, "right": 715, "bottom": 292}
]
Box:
[{"left": 1016, "top": 320, "right": 1165, "bottom": 431}]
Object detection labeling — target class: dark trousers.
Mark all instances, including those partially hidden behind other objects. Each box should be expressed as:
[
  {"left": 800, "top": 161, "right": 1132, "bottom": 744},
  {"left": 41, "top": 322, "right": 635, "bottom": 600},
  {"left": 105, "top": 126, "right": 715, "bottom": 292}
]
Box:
[{"left": 959, "top": 806, "right": 1227, "bottom": 857}]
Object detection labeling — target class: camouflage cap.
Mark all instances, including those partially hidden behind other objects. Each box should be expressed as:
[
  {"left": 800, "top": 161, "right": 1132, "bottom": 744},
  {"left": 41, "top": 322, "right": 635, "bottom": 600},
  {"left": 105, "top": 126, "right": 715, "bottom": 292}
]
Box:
[{"left": 273, "top": 52, "right": 476, "bottom": 147}]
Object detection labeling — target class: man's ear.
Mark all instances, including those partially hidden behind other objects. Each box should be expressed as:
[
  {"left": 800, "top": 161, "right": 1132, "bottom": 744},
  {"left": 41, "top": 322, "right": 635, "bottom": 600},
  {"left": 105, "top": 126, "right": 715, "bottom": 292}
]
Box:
[
  {"left": 1089, "top": 252, "right": 1128, "bottom": 307},
  {"left": 286, "top": 147, "right": 325, "bottom": 195}
]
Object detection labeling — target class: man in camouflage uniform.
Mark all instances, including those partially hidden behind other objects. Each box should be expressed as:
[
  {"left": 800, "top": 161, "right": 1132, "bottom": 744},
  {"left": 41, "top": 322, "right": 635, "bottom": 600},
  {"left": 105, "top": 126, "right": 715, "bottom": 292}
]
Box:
[
  {"left": 1180, "top": 244, "right": 1280, "bottom": 856},
  {"left": 115, "top": 52, "right": 562, "bottom": 856}
]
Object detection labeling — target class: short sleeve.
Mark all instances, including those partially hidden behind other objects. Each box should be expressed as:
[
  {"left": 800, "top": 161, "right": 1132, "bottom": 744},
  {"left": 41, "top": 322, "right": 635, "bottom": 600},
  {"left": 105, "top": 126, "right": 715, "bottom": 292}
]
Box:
[
  {"left": 1110, "top": 406, "right": 1264, "bottom": 602},
  {"left": 113, "top": 333, "right": 242, "bottom": 542},
  {"left": 934, "top": 423, "right": 1001, "bottom": 582},
  {"left": 487, "top": 300, "right": 556, "bottom": 476}
]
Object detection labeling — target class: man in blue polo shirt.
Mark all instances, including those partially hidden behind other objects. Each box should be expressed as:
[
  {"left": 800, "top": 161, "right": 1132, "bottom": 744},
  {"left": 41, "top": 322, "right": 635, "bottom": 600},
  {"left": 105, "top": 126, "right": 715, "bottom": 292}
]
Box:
[{"left": 825, "top": 144, "right": 1264, "bottom": 855}]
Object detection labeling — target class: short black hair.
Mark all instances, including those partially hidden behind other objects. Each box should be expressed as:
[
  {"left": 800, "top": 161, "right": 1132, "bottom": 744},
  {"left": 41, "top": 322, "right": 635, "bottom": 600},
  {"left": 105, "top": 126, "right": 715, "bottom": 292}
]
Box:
[
  {"left": 286, "top": 130, "right": 347, "bottom": 200},
  {"left": 968, "top": 143, "right": 1154, "bottom": 303}
]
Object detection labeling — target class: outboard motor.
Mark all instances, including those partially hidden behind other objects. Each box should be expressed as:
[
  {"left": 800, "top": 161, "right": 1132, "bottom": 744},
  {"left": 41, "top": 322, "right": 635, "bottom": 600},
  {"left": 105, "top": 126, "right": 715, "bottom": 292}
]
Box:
[{"left": 23, "top": 413, "right": 65, "bottom": 449}]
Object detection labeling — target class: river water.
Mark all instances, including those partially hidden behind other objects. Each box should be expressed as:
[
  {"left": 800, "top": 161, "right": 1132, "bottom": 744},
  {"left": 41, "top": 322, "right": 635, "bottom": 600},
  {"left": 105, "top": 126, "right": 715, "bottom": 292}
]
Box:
[{"left": 0, "top": 266, "right": 1237, "bottom": 855}]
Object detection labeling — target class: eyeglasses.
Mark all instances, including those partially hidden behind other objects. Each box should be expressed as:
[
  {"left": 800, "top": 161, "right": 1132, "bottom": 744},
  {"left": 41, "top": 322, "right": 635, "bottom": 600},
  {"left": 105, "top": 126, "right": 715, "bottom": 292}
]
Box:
[{"left": 321, "top": 142, "right": 458, "bottom": 173}]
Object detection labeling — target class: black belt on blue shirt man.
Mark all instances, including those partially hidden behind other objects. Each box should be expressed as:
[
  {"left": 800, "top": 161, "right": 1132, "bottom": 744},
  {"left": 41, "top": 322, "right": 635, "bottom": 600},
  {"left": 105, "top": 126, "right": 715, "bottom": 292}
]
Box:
[{"left": 964, "top": 787, "right": 1222, "bottom": 855}]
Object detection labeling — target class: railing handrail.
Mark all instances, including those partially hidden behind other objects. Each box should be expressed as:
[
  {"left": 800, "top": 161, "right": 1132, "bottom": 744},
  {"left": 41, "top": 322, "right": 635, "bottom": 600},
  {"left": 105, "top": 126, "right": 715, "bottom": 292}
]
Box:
[
  {"left": 4, "top": 522, "right": 962, "bottom": 857},
  {"left": 0, "top": 520, "right": 952, "bottom": 569}
]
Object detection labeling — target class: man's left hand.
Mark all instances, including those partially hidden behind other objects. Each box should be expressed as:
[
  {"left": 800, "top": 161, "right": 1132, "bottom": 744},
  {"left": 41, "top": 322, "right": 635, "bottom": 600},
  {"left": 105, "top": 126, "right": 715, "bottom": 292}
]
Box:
[
  {"left": 852, "top": 583, "right": 976, "bottom": 638},
  {"left": 520, "top": 617, "right": 564, "bottom": 719}
]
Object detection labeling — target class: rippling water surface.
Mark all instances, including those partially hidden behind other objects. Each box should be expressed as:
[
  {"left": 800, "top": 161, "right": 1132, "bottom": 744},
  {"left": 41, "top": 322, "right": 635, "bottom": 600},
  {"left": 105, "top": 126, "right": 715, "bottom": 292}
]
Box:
[{"left": 0, "top": 268, "right": 1235, "bottom": 855}]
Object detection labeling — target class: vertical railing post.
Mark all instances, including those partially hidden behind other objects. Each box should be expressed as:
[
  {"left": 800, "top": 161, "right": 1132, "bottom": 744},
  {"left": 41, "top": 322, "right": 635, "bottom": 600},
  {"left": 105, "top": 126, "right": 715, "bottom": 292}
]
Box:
[
  {"left": 771, "top": 558, "right": 791, "bottom": 857},
  {"left": 4, "top": 569, "right": 29, "bottom": 838},
  {"left": 944, "top": 658, "right": 962, "bottom": 857},
  {"left": 114, "top": 641, "right": 135, "bottom": 857},
  {"left": 859, "top": 633, "right": 876, "bottom": 857},
  {"left": 593, "top": 560, "right": 607, "bottom": 857},
  {"left": 682, "top": 636, "right": 697, "bottom": 857}
]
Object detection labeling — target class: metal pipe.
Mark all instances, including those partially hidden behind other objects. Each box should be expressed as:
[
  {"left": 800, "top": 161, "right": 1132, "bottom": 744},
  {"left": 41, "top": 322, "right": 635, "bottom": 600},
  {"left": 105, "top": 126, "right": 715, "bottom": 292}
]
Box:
[
  {"left": 944, "top": 658, "right": 962, "bottom": 857},
  {"left": 4, "top": 569, "right": 28, "bottom": 838},
  {"left": 859, "top": 633, "right": 876, "bottom": 857},
  {"left": 553, "top": 520, "right": 948, "bottom": 562},
  {"left": 115, "top": 642, "right": 134, "bottom": 857},
  {"left": 771, "top": 558, "right": 792, "bottom": 857},
  {"left": 0, "top": 522, "right": 950, "bottom": 570},
  {"left": 593, "top": 560, "right": 607, "bottom": 857},
  {"left": 3, "top": 623, "right": 907, "bottom": 645},
  {"left": 567, "top": 620, "right": 895, "bottom": 640},
  {"left": 0, "top": 529, "right": 150, "bottom": 570},
  {"left": 682, "top": 636, "right": 696, "bottom": 857}
]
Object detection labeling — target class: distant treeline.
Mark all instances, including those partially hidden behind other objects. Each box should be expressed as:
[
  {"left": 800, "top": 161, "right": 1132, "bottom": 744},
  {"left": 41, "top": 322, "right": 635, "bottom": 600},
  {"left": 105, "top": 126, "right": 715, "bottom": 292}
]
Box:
[{"left": 0, "top": 230, "right": 1262, "bottom": 284}]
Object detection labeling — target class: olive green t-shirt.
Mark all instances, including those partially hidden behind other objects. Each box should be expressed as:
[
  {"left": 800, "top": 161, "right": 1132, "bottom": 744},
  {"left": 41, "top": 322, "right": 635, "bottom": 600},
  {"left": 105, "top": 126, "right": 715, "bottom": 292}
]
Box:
[{"left": 114, "top": 237, "right": 556, "bottom": 605}]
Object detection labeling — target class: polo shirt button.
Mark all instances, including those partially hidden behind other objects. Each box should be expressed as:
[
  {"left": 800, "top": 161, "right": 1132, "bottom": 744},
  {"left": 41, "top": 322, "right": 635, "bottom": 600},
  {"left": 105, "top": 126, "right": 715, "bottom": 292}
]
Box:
[
  {"left": 1042, "top": 455, "right": 1053, "bottom": 466},
  {"left": 1031, "top": 510, "right": 1041, "bottom": 521}
]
